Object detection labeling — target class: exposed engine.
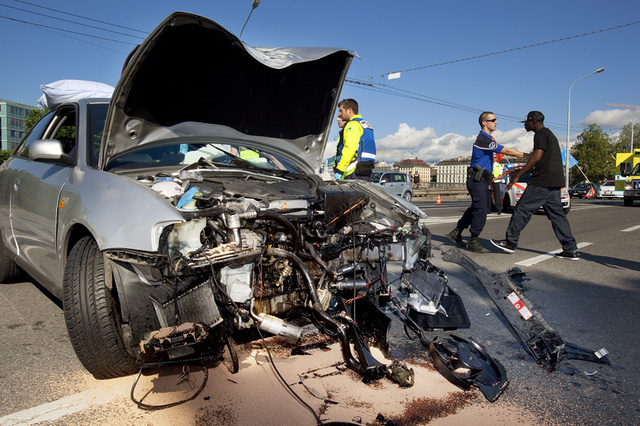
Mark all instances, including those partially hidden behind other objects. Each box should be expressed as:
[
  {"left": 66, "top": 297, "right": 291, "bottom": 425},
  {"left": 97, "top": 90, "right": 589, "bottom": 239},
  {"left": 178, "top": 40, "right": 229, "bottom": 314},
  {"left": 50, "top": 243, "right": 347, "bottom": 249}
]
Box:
[{"left": 109, "top": 164, "right": 432, "bottom": 382}]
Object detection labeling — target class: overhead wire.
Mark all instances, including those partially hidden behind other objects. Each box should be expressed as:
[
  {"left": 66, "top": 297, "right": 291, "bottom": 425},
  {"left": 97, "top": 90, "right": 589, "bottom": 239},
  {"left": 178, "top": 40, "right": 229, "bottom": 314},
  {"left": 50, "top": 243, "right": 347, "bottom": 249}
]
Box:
[
  {"left": 3, "top": 1, "right": 633, "bottom": 133},
  {"left": 360, "top": 19, "right": 640, "bottom": 80},
  {"left": 344, "top": 78, "right": 570, "bottom": 133},
  {"left": 12, "top": 0, "right": 147, "bottom": 34},
  {"left": 0, "top": 15, "right": 139, "bottom": 45},
  {"left": 0, "top": 2, "right": 145, "bottom": 39}
]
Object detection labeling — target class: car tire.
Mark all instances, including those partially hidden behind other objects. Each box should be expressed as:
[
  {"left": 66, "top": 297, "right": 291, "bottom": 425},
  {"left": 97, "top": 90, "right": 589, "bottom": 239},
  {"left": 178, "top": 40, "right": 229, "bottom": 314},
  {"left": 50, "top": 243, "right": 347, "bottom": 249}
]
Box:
[
  {"left": 0, "top": 232, "right": 22, "bottom": 283},
  {"left": 402, "top": 191, "right": 412, "bottom": 202},
  {"left": 63, "top": 236, "right": 139, "bottom": 379},
  {"left": 624, "top": 197, "right": 634, "bottom": 206},
  {"left": 503, "top": 195, "right": 514, "bottom": 213},
  {"left": 563, "top": 205, "right": 571, "bottom": 215}
]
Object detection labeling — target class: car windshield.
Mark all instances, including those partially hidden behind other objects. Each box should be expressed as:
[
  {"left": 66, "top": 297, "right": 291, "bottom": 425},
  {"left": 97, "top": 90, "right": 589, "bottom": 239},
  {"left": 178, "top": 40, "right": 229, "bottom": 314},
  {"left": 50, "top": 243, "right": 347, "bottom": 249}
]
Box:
[
  {"left": 105, "top": 143, "right": 303, "bottom": 173},
  {"left": 371, "top": 172, "right": 383, "bottom": 183},
  {"left": 574, "top": 183, "right": 589, "bottom": 189}
]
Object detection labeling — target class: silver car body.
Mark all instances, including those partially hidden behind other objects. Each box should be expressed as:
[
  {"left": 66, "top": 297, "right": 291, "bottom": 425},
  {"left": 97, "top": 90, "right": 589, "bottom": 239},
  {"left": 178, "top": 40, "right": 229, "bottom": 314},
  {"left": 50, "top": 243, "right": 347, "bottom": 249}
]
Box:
[
  {"left": 0, "top": 12, "right": 433, "bottom": 380},
  {"left": 371, "top": 171, "right": 414, "bottom": 201}
]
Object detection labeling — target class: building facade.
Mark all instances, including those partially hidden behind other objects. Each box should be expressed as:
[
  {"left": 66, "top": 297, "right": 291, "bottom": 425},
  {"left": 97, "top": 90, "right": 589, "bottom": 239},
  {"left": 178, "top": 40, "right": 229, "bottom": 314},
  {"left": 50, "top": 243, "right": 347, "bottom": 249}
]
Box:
[
  {"left": 0, "top": 100, "right": 37, "bottom": 151},
  {"left": 435, "top": 157, "right": 470, "bottom": 184},
  {"left": 391, "top": 158, "right": 431, "bottom": 185}
]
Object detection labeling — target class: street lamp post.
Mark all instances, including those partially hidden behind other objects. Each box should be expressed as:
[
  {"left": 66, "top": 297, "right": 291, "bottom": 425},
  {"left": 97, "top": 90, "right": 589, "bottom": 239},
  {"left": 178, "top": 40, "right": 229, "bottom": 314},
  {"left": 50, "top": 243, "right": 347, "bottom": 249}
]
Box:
[
  {"left": 240, "top": 0, "right": 261, "bottom": 39},
  {"left": 565, "top": 67, "right": 605, "bottom": 189}
]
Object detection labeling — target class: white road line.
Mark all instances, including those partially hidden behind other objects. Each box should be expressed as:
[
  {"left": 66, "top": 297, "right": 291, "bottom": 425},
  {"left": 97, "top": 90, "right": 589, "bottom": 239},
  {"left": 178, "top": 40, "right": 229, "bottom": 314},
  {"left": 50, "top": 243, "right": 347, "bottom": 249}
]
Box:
[
  {"left": 621, "top": 225, "right": 640, "bottom": 232},
  {"left": 423, "top": 214, "right": 507, "bottom": 225},
  {"left": 0, "top": 383, "right": 128, "bottom": 425},
  {"left": 515, "top": 242, "right": 593, "bottom": 267}
]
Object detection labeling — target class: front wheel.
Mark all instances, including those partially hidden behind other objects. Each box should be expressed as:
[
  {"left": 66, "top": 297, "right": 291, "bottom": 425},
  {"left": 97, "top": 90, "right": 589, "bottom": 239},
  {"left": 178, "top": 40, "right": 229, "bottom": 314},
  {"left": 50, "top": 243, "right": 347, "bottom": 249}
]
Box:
[
  {"left": 402, "top": 191, "right": 412, "bottom": 202},
  {"left": 63, "top": 237, "right": 138, "bottom": 379},
  {"left": 503, "top": 195, "right": 514, "bottom": 213},
  {"left": 624, "top": 197, "right": 634, "bottom": 206}
]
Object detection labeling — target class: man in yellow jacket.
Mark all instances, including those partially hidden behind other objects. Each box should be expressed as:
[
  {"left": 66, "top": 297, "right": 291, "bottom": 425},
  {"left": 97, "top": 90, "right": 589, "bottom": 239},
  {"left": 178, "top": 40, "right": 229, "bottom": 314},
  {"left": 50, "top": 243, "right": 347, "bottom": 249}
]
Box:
[{"left": 333, "top": 99, "right": 376, "bottom": 181}]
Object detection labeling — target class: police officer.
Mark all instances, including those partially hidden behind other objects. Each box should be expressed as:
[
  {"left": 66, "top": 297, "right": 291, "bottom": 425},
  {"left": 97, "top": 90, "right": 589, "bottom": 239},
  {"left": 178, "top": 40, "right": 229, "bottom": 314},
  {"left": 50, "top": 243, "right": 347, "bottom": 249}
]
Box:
[
  {"left": 333, "top": 99, "right": 376, "bottom": 181},
  {"left": 447, "top": 112, "right": 528, "bottom": 252}
]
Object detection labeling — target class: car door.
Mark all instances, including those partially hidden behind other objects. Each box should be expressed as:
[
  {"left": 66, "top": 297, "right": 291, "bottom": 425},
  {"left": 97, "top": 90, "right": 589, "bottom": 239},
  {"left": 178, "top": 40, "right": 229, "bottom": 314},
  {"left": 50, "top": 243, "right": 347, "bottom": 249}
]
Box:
[
  {"left": 7, "top": 105, "right": 77, "bottom": 289},
  {"left": 386, "top": 173, "right": 402, "bottom": 196}
]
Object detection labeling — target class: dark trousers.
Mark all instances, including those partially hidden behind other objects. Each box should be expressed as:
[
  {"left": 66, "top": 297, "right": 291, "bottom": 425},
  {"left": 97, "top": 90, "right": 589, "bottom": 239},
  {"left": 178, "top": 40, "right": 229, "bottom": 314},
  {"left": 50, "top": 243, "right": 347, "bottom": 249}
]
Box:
[
  {"left": 345, "top": 173, "right": 371, "bottom": 182},
  {"left": 457, "top": 176, "right": 489, "bottom": 236},
  {"left": 491, "top": 181, "right": 502, "bottom": 213},
  {"left": 505, "top": 185, "right": 577, "bottom": 252}
]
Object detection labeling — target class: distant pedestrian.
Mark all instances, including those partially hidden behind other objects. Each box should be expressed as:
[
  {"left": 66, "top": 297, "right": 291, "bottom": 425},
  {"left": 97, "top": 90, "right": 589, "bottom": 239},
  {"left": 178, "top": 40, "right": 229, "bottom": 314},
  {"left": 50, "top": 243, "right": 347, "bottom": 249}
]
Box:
[
  {"left": 413, "top": 171, "right": 421, "bottom": 190},
  {"left": 333, "top": 99, "right": 376, "bottom": 181},
  {"left": 491, "top": 111, "right": 579, "bottom": 260},
  {"left": 491, "top": 153, "right": 504, "bottom": 214},
  {"left": 447, "top": 112, "right": 528, "bottom": 253}
]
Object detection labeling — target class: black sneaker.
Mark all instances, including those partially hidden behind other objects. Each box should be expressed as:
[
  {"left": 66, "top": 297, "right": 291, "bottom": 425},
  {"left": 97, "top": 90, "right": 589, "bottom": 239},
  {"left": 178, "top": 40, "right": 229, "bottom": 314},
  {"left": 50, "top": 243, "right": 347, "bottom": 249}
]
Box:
[
  {"left": 490, "top": 239, "right": 516, "bottom": 253},
  {"left": 555, "top": 251, "right": 579, "bottom": 261}
]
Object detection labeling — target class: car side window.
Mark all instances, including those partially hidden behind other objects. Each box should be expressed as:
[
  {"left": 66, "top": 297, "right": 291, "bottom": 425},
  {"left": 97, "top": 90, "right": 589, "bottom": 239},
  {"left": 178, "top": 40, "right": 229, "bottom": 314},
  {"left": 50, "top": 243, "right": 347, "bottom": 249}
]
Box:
[
  {"left": 14, "top": 110, "right": 55, "bottom": 158},
  {"left": 49, "top": 106, "right": 77, "bottom": 155},
  {"left": 14, "top": 105, "right": 77, "bottom": 161}
]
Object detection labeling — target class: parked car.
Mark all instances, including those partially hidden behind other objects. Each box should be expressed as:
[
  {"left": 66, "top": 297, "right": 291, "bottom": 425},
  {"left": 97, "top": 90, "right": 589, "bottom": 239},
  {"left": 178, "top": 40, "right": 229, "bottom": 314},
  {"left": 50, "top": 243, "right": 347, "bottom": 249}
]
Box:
[
  {"left": 500, "top": 171, "right": 571, "bottom": 214},
  {"left": 598, "top": 180, "right": 621, "bottom": 198},
  {"left": 371, "top": 171, "right": 413, "bottom": 201},
  {"left": 569, "top": 182, "right": 600, "bottom": 198},
  {"left": 0, "top": 12, "right": 435, "bottom": 382}
]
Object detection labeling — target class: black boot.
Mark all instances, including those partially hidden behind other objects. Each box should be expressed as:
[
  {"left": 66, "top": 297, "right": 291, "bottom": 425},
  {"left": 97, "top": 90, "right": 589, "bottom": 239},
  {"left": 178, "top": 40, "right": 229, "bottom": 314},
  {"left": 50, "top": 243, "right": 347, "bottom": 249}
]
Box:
[
  {"left": 467, "top": 235, "right": 488, "bottom": 253},
  {"left": 446, "top": 227, "right": 463, "bottom": 244}
]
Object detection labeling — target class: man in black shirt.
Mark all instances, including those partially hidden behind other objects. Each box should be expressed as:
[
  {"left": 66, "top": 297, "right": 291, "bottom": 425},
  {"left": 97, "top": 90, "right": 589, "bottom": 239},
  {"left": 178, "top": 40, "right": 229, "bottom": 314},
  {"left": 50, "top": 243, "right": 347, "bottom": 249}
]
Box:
[{"left": 491, "top": 111, "right": 579, "bottom": 260}]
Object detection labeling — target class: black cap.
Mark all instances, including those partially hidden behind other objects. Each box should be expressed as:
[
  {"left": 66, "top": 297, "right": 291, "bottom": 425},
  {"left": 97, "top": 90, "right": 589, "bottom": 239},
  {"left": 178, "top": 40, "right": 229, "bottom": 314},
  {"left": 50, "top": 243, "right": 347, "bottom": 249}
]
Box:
[{"left": 520, "top": 111, "right": 545, "bottom": 123}]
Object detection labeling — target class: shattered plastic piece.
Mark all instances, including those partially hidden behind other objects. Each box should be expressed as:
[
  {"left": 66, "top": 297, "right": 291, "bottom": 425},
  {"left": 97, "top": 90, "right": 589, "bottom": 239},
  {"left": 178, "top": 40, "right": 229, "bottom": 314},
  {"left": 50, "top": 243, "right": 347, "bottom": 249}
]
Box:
[{"left": 429, "top": 335, "right": 509, "bottom": 402}]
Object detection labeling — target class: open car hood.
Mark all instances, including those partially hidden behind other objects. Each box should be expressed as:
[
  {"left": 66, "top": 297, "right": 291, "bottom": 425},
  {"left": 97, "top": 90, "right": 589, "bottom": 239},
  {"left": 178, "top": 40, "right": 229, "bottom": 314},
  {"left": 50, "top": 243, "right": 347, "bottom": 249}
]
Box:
[{"left": 100, "top": 11, "right": 355, "bottom": 171}]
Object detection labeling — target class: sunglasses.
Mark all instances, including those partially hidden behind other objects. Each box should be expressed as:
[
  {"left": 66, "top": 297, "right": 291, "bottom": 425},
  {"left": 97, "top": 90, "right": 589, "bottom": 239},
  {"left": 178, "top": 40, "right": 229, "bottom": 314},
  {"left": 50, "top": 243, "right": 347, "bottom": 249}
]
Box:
[{"left": 485, "top": 119, "right": 497, "bottom": 122}]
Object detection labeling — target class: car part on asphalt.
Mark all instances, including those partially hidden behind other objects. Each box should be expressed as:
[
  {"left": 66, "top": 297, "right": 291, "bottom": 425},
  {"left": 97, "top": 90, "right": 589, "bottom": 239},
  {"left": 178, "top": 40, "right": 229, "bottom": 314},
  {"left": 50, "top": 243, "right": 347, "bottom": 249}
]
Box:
[
  {"left": 442, "top": 247, "right": 611, "bottom": 371},
  {"left": 429, "top": 334, "right": 509, "bottom": 402}
]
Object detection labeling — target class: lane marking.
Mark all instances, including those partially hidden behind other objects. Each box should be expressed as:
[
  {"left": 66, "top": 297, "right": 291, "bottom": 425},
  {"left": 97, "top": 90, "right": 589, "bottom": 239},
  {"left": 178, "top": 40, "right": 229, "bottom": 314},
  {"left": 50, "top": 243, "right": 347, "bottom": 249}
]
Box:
[
  {"left": 515, "top": 242, "right": 592, "bottom": 266},
  {"left": 0, "top": 383, "right": 128, "bottom": 425},
  {"left": 621, "top": 225, "right": 640, "bottom": 232}
]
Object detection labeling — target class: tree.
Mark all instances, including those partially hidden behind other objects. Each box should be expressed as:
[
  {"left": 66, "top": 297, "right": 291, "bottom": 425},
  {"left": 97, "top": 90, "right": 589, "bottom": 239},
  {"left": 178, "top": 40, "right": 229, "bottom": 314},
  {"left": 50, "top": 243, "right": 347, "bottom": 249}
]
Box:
[
  {"left": 614, "top": 121, "right": 640, "bottom": 153},
  {"left": 570, "top": 124, "right": 614, "bottom": 185},
  {"left": 24, "top": 108, "right": 49, "bottom": 134},
  {"left": 0, "top": 150, "right": 13, "bottom": 163}
]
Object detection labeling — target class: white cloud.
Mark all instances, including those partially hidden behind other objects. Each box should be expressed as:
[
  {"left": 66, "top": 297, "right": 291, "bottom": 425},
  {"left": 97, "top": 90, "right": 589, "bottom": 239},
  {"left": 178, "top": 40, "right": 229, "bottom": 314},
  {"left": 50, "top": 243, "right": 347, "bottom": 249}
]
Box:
[
  {"left": 374, "top": 123, "right": 535, "bottom": 163},
  {"left": 580, "top": 109, "right": 639, "bottom": 129},
  {"left": 325, "top": 114, "right": 613, "bottom": 165}
]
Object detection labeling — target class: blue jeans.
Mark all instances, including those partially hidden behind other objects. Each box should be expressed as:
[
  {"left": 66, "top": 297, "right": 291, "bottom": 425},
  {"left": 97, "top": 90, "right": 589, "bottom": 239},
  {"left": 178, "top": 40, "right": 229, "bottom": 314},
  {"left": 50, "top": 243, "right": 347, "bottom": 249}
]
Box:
[{"left": 505, "top": 185, "right": 577, "bottom": 252}]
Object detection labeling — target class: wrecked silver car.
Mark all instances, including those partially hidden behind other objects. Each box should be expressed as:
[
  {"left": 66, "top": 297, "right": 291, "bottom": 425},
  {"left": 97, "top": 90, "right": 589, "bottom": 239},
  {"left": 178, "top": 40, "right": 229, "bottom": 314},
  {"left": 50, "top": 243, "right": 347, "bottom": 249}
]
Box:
[{"left": 0, "top": 12, "right": 439, "bottom": 382}]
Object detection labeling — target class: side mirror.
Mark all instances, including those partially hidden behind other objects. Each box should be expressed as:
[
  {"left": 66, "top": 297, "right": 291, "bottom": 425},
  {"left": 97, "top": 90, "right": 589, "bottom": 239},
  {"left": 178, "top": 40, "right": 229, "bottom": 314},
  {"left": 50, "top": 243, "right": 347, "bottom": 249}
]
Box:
[{"left": 28, "top": 139, "right": 75, "bottom": 166}]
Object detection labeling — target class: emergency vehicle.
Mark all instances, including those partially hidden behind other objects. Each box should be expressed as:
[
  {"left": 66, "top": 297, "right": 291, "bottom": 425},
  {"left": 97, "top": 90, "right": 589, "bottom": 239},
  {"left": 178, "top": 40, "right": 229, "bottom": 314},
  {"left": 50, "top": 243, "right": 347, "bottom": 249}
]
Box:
[{"left": 615, "top": 148, "right": 640, "bottom": 206}]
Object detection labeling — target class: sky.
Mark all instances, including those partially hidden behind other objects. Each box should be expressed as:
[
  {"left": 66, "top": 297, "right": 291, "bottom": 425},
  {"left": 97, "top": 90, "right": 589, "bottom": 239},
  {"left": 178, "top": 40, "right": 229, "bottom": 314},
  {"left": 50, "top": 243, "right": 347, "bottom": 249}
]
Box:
[{"left": 2, "top": 0, "right": 639, "bottom": 164}]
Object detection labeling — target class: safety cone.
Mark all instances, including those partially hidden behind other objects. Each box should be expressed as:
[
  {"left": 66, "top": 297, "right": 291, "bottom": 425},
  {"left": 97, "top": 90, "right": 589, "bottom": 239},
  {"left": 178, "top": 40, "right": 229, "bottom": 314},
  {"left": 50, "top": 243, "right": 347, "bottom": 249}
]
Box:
[
  {"left": 585, "top": 187, "right": 595, "bottom": 198},
  {"left": 436, "top": 194, "right": 442, "bottom": 205}
]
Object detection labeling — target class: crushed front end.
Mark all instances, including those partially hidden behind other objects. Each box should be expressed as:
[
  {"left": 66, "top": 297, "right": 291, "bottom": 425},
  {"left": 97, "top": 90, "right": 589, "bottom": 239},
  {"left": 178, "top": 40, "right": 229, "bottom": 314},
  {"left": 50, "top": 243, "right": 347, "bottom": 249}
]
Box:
[{"left": 107, "top": 167, "right": 433, "bottom": 384}]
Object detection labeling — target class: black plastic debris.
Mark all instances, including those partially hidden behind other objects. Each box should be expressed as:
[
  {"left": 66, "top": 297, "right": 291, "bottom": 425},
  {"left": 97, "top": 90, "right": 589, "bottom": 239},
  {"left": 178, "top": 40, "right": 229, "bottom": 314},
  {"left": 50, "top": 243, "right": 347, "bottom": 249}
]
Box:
[{"left": 429, "top": 335, "right": 509, "bottom": 402}]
